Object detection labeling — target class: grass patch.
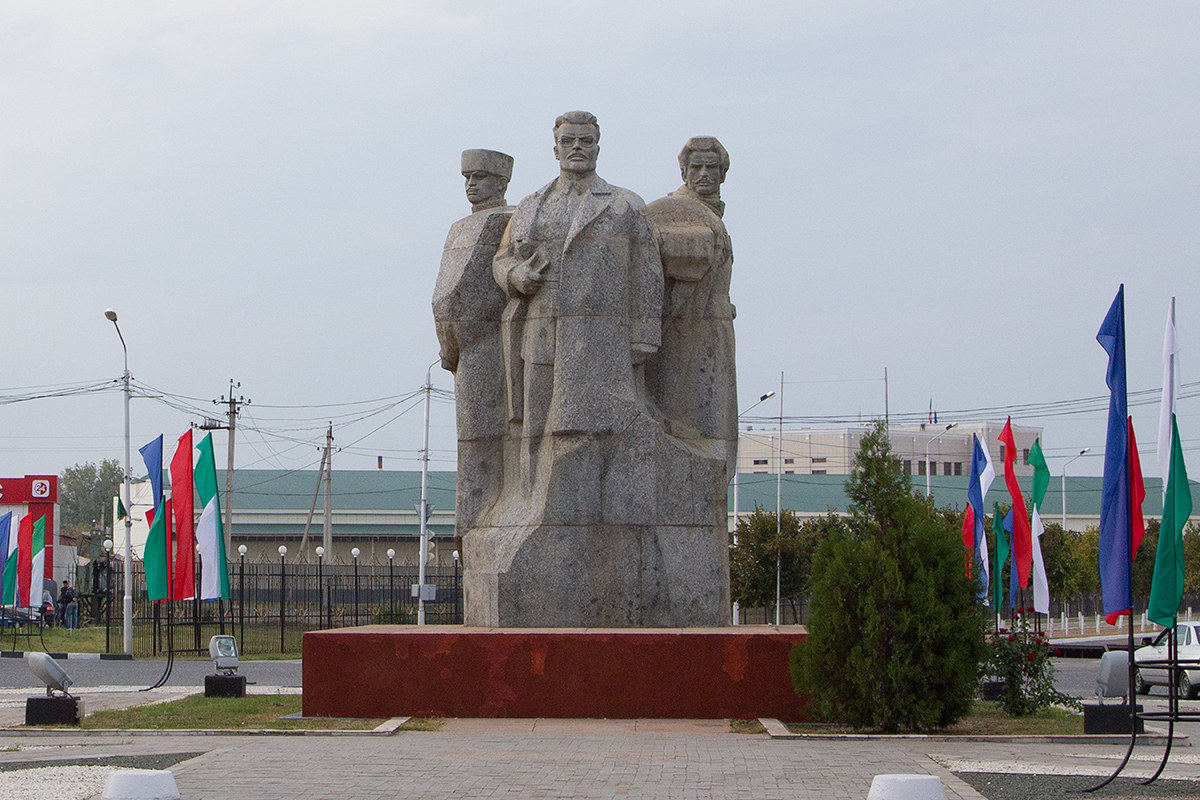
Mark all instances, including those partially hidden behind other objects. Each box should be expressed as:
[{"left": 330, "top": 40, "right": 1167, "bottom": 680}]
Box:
[
  {"left": 785, "top": 702, "right": 1082, "bottom": 736},
  {"left": 2, "top": 625, "right": 108, "bottom": 654},
  {"left": 398, "top": 717, "right": 445, "bottom": 732},
  {"left": 65, "top": 694, "right": 382, "bottom": 731},
  {"left": 730, "top": 718, "right": 766, "bottom": 735}
]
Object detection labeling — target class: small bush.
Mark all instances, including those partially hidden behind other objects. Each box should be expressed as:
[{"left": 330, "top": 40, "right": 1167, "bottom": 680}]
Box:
[{"left": 986, "top": 617, "right": 1080, "bottom": 716}]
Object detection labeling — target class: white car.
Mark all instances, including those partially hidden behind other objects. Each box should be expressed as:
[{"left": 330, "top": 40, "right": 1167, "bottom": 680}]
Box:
[{"left": 1133, "top": 623, "right": 1200, "bottom": 699}]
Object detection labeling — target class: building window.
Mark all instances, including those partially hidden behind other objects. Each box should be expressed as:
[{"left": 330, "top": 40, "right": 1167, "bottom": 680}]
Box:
[
  {"left": 954, "top": 462, "right": 963, "bottom": 476},
  {"left": 918, "top": 460, "right": 926, "bottom": 476},
  {"left": 1000, "top": 444, "right": 1005, "bottom": 463},
  {"left": 903, "top": 459, "right": 912, "bottom": 475},
  {"left": 1023, "top": 448, "right": 1030, "bottom": 465},
  {"left": 812, "top": 469, "right": 826, "bottom": 475},
  {"left": 785, "top": 470, "right": 794, "bottom": 474},
  {"left": 784, "top": 458, "right": 794, "bottom": 465},
  {"left": 753, "top": 471, "right": 767, "bottom": 474},
  {"left": 752, "top": 459, "right": 768, "bottom": 466},
  {"left": 812, "top": 457, "right": 827, "bottom": 464},
  {"left": 944, "top": 462, "right": 952, "bottom": 476}
]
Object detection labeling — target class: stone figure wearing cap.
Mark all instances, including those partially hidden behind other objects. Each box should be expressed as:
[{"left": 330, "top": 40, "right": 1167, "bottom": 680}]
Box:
[
  {"left": 432, "top": 148, "right": 514, "bottom": 531},
  {"left": 645, "top": 136, "right": 738, "bottom": 480}
]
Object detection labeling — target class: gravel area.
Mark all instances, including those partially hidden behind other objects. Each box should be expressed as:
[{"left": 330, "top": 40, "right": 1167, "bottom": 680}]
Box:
[
  {"left": 959, "top": 772, "right": 1200, "bottom": 799},
  {"left": 0, "top": 752, "right": 202, "bottom": 800}
]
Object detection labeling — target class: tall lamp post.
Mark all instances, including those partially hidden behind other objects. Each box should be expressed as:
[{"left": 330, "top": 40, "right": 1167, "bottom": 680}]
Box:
[
  {"left": 104, "top": 309, "right": 134, "bottom": 655},
  {"left": 924, "top": 422, "right": 959, "bottom": 498},
  {"left": 1062, "top": 448, "right": 1090, "bottom": 530},
  {"left": 775, "top": 372, "right": 784, "bottom": 627},
  {"left": 730, "top": 390, "right": 774, "bottom": 626}
]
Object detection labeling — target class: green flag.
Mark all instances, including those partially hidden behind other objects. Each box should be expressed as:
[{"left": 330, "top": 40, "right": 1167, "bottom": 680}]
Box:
[
  {"left": 1029, "top": 439, "right": 1050, "bottom": 509},
  {"left": 992, "top": 502, "right": 1008, "bottom": 611},
  {"left": 117, "top": 498, "right": 127, "bottom": 521},
  {"left": 1148, "top": 415, "right": 1192, "bottom": 627},
  {"left": 143, "top": 507, "right": 169, "bottom": 602}
]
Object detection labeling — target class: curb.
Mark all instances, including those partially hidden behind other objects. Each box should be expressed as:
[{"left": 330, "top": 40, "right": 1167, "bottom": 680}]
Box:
[
  {"left": 1, "top": 651, "right": 134, "bottom": 660},
  {"left": 756, "top": 718, "right": 1190, "bottom": 746},
  {"left": 2, "top": 716, "right": 410, "bottom": 737}
]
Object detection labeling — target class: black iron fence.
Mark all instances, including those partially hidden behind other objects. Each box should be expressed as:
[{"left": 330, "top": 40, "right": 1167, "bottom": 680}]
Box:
[{"left": 76, "top": 554, "right": 463, "bottom": 657}]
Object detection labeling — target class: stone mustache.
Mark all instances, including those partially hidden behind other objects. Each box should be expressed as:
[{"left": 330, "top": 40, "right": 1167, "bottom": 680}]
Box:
[{"left": 433, "top": 113, "right": 737, "bottom": 627}]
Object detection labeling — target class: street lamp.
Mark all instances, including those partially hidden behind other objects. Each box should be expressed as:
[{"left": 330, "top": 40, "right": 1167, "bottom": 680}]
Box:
[
  {"left": 924, "top": 422, "right": 959, "bottom": 498},
  {"left": 731, "top": 390, "right": 775, "bottom": 626},
  {"left": 1062, "top": 448, "right": 1090, "bottom": 530},
  {"left": 775, "top": 373, "right": 784, "bottom": 627},
  {"left": 104, "top": 308, "right": 134, "bottom": 655}
]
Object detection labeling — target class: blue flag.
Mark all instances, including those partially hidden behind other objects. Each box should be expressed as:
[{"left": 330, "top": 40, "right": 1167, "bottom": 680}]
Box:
[
  {"left": 1097, "top": 285, "right": 1131, "bottom": 622},
  {"left": 139, "top": 435, "right": 165, "bottom": 511},
  {"left": 1004, "top": 508, "right": 1018, "bottom": 606}
]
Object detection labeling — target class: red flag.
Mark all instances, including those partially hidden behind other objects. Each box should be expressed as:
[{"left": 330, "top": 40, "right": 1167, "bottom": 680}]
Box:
[
  {"left": 16, "top": 513, "right": 32, "bottom": 606},
  {"left": 170, "top": 429, "right": 196, "bottom": 600},
  {"left": 999, "top": 417, "right": 1032, "bottom": 588},
  {"left": 1128, "top": 417, "right": 1146, "bottom": 561}
]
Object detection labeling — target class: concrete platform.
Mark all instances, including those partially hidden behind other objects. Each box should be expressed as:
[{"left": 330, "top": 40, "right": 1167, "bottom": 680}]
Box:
[{"left": 302, "top": 625, "right": 808, "bottom": 720}]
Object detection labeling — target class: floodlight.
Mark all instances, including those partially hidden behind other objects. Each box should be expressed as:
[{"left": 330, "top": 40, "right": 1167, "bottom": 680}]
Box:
[
  {"left": 27, "top": 653, "right": 74, "bottom": 697},
  {"left": 209, "top": 635, "right": 240, "bottom": 675},
  {"left": 1096, "top": 650, "right": 1129, "bottom": 702}
]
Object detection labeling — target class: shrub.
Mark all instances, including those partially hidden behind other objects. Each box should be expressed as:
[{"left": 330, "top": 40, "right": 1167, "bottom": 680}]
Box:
[
  {"left": 789, "top": 420, "right": 987, "bottom": 732},
  {"left": 985, "top": 617, "right": 1080, "bottom": 716}
]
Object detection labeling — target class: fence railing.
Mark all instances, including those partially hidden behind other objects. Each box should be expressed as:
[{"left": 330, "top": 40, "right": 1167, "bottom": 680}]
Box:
[{"left": 76, "top": 555, "right": 462, "bottom": 657}]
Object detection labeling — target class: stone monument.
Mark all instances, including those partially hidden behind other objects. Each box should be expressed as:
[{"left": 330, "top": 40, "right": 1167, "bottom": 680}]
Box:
[
  {"left": 448, "top": 113, "right": 735, "bottom": 627},
  {"left": 433, "top": 149, "right": 514, "bottom": 531},
  {"left": 645, "top": 136, "right": 738, "bottom": 479}
]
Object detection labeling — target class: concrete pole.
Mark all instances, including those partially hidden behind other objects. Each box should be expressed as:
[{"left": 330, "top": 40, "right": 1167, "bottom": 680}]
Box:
[
  {"left": 417, "top": 362, "right": 434, "bottom": 625},
  {"left": 323, "top": 424, "right": 333, "bottom": 555}
]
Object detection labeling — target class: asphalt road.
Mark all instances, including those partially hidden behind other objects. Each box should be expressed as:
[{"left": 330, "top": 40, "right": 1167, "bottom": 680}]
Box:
[{"left": 0, "top": 657, "right": 301, "bottom": 689}]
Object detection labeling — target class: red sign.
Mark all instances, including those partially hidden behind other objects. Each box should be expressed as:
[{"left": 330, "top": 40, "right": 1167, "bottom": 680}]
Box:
[{"left": 0, "top": 475, "right": 58, "bottom": 505}]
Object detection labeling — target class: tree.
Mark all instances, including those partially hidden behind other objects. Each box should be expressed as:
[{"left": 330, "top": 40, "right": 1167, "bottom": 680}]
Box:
[
  {"left": 729, "top": 507, "right": 835, "bottom": 623},
  {"left": 59, "top": 459, "right": 124, "bottom": 538},
  {"left": 790, "top": 420, "right": 986, "bottom": 732}
]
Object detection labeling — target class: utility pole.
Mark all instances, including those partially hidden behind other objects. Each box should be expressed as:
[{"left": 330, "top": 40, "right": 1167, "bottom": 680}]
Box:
[
  {"left": 298, "top": 440, "right": 329, "bottom": 558},
  {"left": 201, "top": 380, "right": 248, "bottom": 555},
  {"left": 323, "top": 424, "right": 333, "bottom": 556},
  {"left": 416, "top": 364, "right": 434, "bottom": 625}
]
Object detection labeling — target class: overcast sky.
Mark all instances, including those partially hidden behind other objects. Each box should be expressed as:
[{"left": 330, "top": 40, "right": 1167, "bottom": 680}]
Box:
[{"left": 1, "top": 1, "right": 1197, "bottom": 485}]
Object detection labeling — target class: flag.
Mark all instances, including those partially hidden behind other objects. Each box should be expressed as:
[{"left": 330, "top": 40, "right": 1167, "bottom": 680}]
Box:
[
  {"left": 195, "top": 433, "right": 229, "bottom": 600},
  {"left": 967, "top": 434, "right": 996, "bottom": 598},
  {"left": 992, "top": 502, "right": 1008, "bottom": 611},
  {"left": 1097, "top": 285, "right": 1132, "bottom": 624},
  {"left": 117, "top": 498, "right": 127, "bottom": 521},
  {"left": 28, "top": 516, "right": 46, "bottom": 607},
  {"left": 998, "top": 417, "right": 1032, "bottom": 588},
  {"left": 1149, "top": 416, "right": 1192, "bottom": 626},
  {"left": 140, "top": 435, "right": 170, "bottom": 602},
  {"left": 1005, "top": 508, "right": 1018, "bottom": 604},
  {"left": 1128, "top": 418, "right": 1146, "bottom": 561},
  {"left": 0, "top": 512, "right": 12, "bottom": 605},
  {"left": 16, "top": 514, "right": 32, "bottom": 606},
  {"left": 170, "top": 429, "right": 196, "bottom": 601},
  {"left": 1028, "top": 439, "right": 1051, "bottom": 614},
  {"left": 1157, "top": 297, "right": 1180, "bottom": 498}
]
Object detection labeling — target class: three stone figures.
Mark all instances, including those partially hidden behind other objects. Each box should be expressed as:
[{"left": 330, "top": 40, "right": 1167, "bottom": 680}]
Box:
[{"left": 433, "top": 113, "right": 737, "bottom": 627}]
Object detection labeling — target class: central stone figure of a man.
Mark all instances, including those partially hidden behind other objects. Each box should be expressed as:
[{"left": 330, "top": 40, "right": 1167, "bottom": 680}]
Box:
[{"left": 464, "top": 111, "right": 729, "bottom": 628}]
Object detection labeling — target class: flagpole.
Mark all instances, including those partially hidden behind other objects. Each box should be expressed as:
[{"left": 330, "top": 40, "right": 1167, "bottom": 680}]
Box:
[
  {"left": 775, "top": 372, "right": 783, "bottom": 627},
  {"left": 105, "top": 309, "right": 134, "bottom": 656}
]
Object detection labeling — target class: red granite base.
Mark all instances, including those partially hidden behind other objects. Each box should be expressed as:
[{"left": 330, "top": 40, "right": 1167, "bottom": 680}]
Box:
[{"left": 302, "top": 626, "right": 807, "bottom": 720}]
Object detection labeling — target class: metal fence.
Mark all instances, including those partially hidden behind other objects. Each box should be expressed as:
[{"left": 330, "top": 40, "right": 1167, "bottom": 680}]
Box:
[{"left": 74, "top": 554, "right": 463, "bottom": 657}]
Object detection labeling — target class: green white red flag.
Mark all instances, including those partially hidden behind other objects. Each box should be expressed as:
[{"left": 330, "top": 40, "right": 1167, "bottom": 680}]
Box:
[
  {"left": 195, "top": 433, "right": 229, "bottom": 600},
  {"left": 1028, "top": 439, "right": 1051, "bottom": 614}
]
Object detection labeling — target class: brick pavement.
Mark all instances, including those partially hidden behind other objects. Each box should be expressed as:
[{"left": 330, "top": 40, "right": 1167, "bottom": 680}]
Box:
[{"left": 159, "top": 724, "right": 986, "bottom": 800}]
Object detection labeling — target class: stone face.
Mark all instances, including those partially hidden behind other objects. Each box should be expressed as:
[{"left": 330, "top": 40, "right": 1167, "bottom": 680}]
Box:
[
  {"left": 432, "top": 152, "right": 514, "bottom": 532},
  {"left": 448, "top": 118, "right": 734, "bottom": 628}
]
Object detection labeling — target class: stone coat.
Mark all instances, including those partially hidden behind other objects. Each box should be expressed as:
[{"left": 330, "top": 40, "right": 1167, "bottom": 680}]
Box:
[
  {"left": 645, "top": 186, "right": 737, "bottom": 472},
  {"left": 493, "top": 175, "right": 663, "bottom": 436}
]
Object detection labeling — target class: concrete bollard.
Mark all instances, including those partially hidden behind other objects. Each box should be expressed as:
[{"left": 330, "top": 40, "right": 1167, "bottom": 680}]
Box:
[
  {"left": 102, "top": 769, "right": 181, "bottom": 800},
  {"left": 867, "top": 774, "right": 947, "bottom": 800}
]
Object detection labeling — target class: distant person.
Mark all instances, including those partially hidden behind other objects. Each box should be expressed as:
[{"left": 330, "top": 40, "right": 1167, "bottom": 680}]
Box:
[{"left": 58, "top": 580, "right": 78, "bottom": 629}]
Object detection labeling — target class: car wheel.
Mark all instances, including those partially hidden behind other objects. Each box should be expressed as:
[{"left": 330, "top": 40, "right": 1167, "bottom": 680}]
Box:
[
  {"left": 1181, "top": 670, "right": 1199, "bottom": 700},
  {"left": 1134, "top": 668, "right": 1150, "bottom": 695}
]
